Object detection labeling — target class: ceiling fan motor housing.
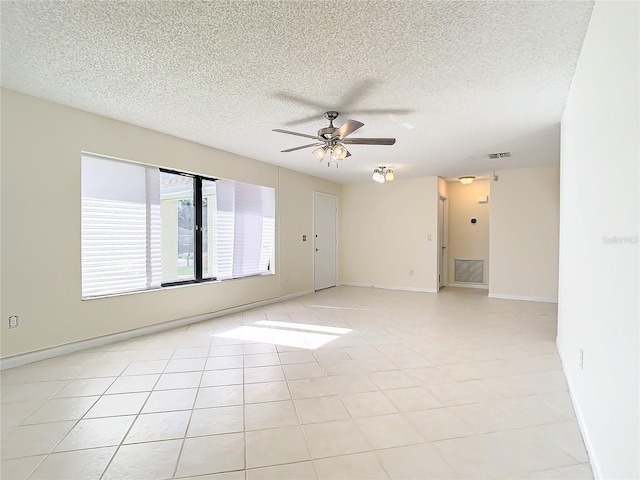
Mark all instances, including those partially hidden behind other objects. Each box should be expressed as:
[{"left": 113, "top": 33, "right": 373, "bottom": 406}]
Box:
[
  {"left": 318, "top": 126, "right": 337, "bottom": 139},
  {"left": 319, "top": 111, "right": 339, "bottom": 139}
]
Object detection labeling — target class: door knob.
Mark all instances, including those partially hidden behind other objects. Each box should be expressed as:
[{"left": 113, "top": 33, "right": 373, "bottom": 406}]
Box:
[{"left": 315, "top": 248, "right": 320, "bottom": 251}]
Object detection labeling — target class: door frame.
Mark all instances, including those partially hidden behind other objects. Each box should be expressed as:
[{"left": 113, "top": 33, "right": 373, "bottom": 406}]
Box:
[
  {"left": 312, "top": 191, "right": 338, "bottom": 291},
  {"left": 438, "top": 195, "right": 449, "bottom": 291}
]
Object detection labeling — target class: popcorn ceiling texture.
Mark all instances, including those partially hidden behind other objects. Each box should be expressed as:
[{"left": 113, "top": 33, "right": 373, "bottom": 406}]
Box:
[{"left": 0, "top": 1, "right": 594, "bottom": 183}]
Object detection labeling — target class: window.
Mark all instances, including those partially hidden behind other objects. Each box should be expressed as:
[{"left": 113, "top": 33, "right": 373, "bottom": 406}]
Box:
[
  {"left": 81, "top": 154, "right": 162, "bottom": 297},
  {"left": 214, "top": 179, "right": 276, "bottom": 280},
  {"left": 81, "top": 153, "right": 275, "bottom": 298},
  {"left": 160, "top": 171, "right": 196, "bottom": 284}
]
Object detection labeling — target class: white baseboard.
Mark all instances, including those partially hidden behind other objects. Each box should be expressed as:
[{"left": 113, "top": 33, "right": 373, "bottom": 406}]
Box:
[
  {"left": 488, "top": 293, "right": 558, "bottom": 303},
  {"left": 446, "top": 282, "right": 489, "bottom": 290},
  {"left": 277, "top": 289, "right": 314, "bottom": 302},
  {"left": 556, "top": 338, "right": 601, "bottom": 479},
  {"left": 341, "top": 282, "right": 438, "bottom": 294},
  {"left": 0, "top": 289, "right": 314, "bottom": 371}
]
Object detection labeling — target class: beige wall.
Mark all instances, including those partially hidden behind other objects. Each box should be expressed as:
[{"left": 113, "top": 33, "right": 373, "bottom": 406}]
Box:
[
  {"left": 489, "top": 165, "right": 560, "bottom": 301},
  {"left": 278, "top": 168, "right": 342, "bottom": 296},
  {"left": 558, "top": 2, "right": 639, "bottom": 478},
  {"left": 0, "top": 89, "right": 341, "bottom": 358},
  {"left": 446, "top": 179, "right": 490, "bottom": 286},
  {"left": 341, "top": 176, "right": 439, "bottom": 292}
]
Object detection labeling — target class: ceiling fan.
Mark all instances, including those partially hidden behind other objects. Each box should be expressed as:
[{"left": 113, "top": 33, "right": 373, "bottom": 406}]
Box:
[{"left": 273, "top": 111, "right": 396, "bottom": 165}]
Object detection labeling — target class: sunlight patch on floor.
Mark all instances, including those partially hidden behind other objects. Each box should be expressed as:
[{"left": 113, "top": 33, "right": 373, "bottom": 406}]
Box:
[
  {"left": 306, "top": 304, "right": 369, "bottom": 311},
  {"left": 255, "top": 320, "right": 352, "bottom": 335},
  {"left": 214, "top": 325, "right": 339, "bottom": 350}
]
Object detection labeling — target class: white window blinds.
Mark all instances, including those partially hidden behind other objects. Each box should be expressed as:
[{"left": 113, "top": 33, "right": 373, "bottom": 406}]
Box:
[
  {"left": 214, "top": 180, "right": 275, "bottom": 280},
  {"left": 81, "top": 153, "right": 274, "bottom": 297},
  {"left": 81, "top": 154, "right": 161, "bottom": 298}
]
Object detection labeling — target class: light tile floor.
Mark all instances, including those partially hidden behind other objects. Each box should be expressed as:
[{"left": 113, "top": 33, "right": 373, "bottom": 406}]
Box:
[{"left": 1, "top": 287, "right": 593, "bottom": 479}]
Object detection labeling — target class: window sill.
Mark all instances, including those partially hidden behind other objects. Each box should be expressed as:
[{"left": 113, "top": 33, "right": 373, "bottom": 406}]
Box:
[{"left": 81, "top": 272, "right": 276, "bottom": 301}]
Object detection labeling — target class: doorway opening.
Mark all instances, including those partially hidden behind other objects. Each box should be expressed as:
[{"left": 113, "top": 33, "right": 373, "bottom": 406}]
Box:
[{"left": 438, "top": 195, "right": 449, "bottom": 291}]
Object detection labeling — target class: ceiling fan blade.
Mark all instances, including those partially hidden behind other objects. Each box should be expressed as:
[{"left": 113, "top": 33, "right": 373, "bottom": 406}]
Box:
[
  {"left": 342, "top": 138, "right": 396, "bottom": 145},
  {"left": 333, "top": 120, "right": 364, "bottom": 140},
  {"left": 349, "top": 108, "right": 414, "bottom": 116},
  {"left": 284, "top": 113, "right": 324, "bottom": 127},
  {"left": 274, "top": 92, "right": 328, "bottom": 110},
  {"left": 273, "top": 129, "right": 321, "bottom": 141},
  {"left": 339, "top": 79, "right": 381, "bottom": 110},
  {"left": 281, "top": 143, "right": 323, "bottom": 153}
]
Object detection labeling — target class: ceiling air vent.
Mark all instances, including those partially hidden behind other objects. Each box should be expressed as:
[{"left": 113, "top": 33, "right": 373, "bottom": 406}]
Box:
[{"left": 488, "top": 152, "right": 511, "bottom": 159}]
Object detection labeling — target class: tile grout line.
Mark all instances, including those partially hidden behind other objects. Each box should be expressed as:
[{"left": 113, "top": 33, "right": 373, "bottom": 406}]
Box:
[
  {"left": 97, "top": 350, "right": 169, "bottom": 480},
  {"left": 1, "top": 289, "right": 590, "bottom": 480},
  {"left": 168, "top": 342, "right": 207, "bottom": 480}
]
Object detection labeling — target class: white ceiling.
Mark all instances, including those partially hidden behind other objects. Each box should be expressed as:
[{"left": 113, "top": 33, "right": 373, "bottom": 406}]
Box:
[{"left": 1, "top": 1, "right": 593, "bottom": 184}]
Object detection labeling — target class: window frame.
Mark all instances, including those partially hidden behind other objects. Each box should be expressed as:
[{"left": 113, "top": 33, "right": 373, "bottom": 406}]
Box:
[
  {"left": 81, "top": 152, "right": 276, "bottom": 299},
  {"left": 160, "top": 168, "right": 218, "bottom": 288}
]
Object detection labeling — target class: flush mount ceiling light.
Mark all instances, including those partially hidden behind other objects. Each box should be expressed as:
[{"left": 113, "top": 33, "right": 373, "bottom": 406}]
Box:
[
  {"left": 372, "top": 166, "right": 394, "bottom": 184},
  {"left": 459, "top": 176, "right": 476, "bottom": 185}
]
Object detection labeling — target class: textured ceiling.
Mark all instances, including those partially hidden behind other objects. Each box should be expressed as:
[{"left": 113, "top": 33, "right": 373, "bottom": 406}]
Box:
[{"left": 1, "top": 1, "right": 594, "bottom": 184}]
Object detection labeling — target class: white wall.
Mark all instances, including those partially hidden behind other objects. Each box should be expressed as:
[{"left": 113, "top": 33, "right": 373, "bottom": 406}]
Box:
[
  {"left": 447, "top": 179, "right": 490, "bottom": 286},
  {"left": 489, "top": 166, "right": 560, "bottom": 302},
  {"left": 558, "top": 2, "right": 639, "bottom": 478},
  {"left": 0, "top": 89, "right": 341, "bottom": 358},
  {"left": 341, "top": 176, "right": 439, "bottom": 292}
]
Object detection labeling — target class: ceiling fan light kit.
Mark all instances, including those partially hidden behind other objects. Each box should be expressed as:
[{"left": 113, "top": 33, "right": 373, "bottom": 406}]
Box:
[
  {"left": 273, "top": 111, "right": 396, "bottom": 168},
  {"left": 313, "top": 146, "right": 327, "bottom": 161},
  {"left": 332, "top": 144, "right": 348, "bottom": 160}
]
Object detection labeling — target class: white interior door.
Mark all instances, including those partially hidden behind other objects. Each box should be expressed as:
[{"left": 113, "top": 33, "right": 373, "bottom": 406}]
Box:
[{"left": 314, "top": 193, "right": 337, "bottom": 291}]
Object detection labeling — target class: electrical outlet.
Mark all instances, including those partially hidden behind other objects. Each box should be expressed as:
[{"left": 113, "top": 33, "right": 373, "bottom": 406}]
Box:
[
  {"left": 579, "top": 348, "right": 584, "bottom": 370},
  {"left": 409, "top": 270, "right": 414, "bottom": 276},
  {"left": 8, "top": 315, "right": 19, "bottom": 329}
]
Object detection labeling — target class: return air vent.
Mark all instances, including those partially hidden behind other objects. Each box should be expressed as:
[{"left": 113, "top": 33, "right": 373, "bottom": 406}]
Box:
[
  {"left": 488, "top": 152, "right": 511, "bottom": 159},
  {"left": 455, "top": 259, "right": 484, "bottom": 283}
]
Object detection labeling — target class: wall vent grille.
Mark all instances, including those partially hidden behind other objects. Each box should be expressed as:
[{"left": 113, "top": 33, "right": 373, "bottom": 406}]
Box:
[
  {"left": 454, "top": 259, "right": 484, "bottom": 283},
  {"left": 488, "top": 152, "right": 511, "bottom": 159}
]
